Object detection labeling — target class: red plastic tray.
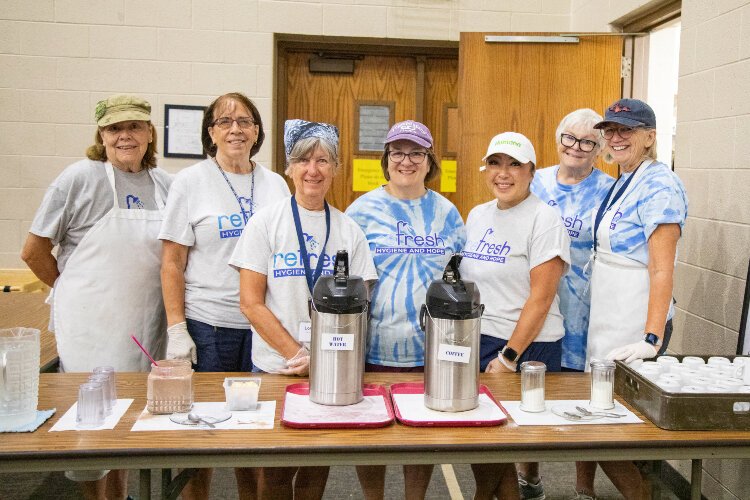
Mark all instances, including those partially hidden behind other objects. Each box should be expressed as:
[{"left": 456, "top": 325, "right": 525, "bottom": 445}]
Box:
[
  {"left": 390, "top": 382, "right": 508, "bottom": 427},
  {"left": 281, "top": 383, "right": 395, "bottom": 429}
]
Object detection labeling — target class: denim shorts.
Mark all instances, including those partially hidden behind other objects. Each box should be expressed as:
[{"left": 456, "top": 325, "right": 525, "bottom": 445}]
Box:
[
  {"left": 479, "top": 335, "right": 562, "bottom": 373},
  {"left": 186, "top": 318, "right": 253, "bottom": 372}
]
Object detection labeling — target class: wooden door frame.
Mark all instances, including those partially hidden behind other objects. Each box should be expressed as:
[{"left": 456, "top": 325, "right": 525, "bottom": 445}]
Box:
[{"left": 274, "top": 34, "right": 458, "bottom": 174}]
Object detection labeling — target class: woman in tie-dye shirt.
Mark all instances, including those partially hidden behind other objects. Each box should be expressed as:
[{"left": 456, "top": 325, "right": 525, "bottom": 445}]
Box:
[
  {"left": 346, "top": 120, "right": 465, "bottom": 500},
  {"left": 531, "top": 108, "right": 614, "bottom": 372},
  {"left": 582, "top": 98, "right": 688, "bottom": 500}
]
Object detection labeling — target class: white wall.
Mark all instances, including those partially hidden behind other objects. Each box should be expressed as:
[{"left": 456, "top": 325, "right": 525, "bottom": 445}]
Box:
[{"left": 0, "top": 0, "right": 576, "bottom": 268}]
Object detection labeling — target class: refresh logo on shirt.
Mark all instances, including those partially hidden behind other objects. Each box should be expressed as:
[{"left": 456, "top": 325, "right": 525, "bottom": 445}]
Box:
[
  {"left": 216, "top": 211, "right": 247, "bottom": 239},
  {"left": 562, "top": 213, "right": 583, "bottom": 238},
  {"left": 272, "top": 244, "right": 336, "bottom": 278},
  {"left": 374, "top": 220, "right": 447, "bottom": 255},
  {"left": 461, "top": 228, "right": 511, "bottom": 263}
]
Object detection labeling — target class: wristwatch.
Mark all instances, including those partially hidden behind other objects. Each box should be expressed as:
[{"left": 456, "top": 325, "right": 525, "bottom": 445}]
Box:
[
  {"left": 643, "top": 333, "right": 661, "bottom": 346},
  {"left": 500, "top": 345, "right": 519, "bottom": 362}
]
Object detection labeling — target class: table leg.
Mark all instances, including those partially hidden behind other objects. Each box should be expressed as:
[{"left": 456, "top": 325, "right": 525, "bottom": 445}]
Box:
[
  {"left": 163, "top": 468, "right": 198, "bottom": 500},
  {"left": 690, "top": 459, "right": 702, "bottom": 500},
  {"left": 139, "top": 469, "right": 151, "bottom": 500}
]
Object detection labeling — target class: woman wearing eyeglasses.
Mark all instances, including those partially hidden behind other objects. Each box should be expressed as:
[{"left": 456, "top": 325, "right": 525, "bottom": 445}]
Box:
[
  {"left": 529, "top": 109, "right": 615, "bottom": 500},
  {"left": 232, "top": 119, "right": 378, "bottom": 499},
  {"left": 530, "top": 109, "right": 613, "bottom": 374},
  {"left": 159, "top": 92, "right": 289, "bottom": 499},
  {"left": 345, "top": 120, "right": 465, "bottom": 500},
  {"left": 462, "top": 132, "right": 570, "bottom": 500},
  {"left": 577, "top": 99, "right": 687, "bottom": 499}
]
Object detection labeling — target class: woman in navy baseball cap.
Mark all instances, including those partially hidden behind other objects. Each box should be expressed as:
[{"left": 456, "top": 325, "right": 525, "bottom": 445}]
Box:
[{"left": 579, "top": 98, "right": 688, "bottom": 498}]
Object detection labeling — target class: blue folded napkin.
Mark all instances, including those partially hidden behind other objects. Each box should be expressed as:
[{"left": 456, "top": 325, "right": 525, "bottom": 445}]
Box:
[{"left": 0, "top": 409, "right": 56, "bottom": 432}]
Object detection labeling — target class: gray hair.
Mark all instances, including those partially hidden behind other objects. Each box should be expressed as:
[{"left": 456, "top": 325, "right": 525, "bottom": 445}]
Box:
[
  {"left": 284, "top": 136, "right": 340, "bottom": 176},
  {"left": 555, "top": 108, "right": 605, "bottom": 151}
]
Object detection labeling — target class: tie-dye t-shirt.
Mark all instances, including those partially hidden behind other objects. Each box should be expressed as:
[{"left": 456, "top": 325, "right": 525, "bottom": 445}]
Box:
[
  {"left": 531, "top": 166, "right": 614, "bottom": 370},
  {"left": 346, "top": 187, "right": 466, "bottom": 367},
  {"left": 601, "top": 160, "right": 688, "bottom": 266}
]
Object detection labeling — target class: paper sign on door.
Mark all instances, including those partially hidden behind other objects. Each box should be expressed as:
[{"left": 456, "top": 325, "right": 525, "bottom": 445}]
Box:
[
  {"left": 321, "top": 333, "right": 354, "bottom": 351},
  {"left": 438, "top": 343, "right": 471, "bottom": 363}
]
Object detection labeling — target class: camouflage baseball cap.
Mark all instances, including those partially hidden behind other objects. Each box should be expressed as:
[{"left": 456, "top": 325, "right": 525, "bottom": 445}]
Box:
[{"left": 94, "top": 94, "right": 151, "bottom": 126}]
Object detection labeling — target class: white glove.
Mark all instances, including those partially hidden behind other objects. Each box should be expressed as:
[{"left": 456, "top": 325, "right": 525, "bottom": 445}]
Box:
[
  {"left": 278, "top": 346, "right": 310, "bottom": 376},
  {"left": 606, "top": 340, "right": 658, "bottom": 364},
  {"left": 166, "top": 321, "right": 197, "bottom": 364}
]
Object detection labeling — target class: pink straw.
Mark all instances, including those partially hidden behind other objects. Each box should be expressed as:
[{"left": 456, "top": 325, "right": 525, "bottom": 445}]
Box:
[{"left": 131, "top": 335, "right": 159, "bottom": 366}]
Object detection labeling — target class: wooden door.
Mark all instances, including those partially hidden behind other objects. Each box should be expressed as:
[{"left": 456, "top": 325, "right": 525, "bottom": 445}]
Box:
[
  {"left": 282, "top": 50, "right": 459, "bottom": 212},
  {"left": 456, "top": 33, "right": 623, "bottom": 217}
]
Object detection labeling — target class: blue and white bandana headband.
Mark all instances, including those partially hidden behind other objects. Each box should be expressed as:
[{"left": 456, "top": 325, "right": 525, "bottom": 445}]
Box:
[{"left": 284, "top": 119, "right": 339, "bottom": 159}]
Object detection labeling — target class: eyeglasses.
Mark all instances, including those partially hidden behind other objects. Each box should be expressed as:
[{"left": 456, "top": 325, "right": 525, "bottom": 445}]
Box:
[
  {"left": 560, "top": 133, "right": 598, "bottom": 152},
  {"left": 388, "top": 151, "right": 427, "bottom": 163},
  {"left": 601, "top": 126, "right": 636, "bottom": 140},
  {"left": 212, "top": 117, "right": 256, "bottom": 130}
]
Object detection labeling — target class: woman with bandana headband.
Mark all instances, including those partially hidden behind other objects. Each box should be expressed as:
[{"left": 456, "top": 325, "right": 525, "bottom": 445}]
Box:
[
  {"left": 230, "top": 119, "right": 377, "bottom": 499},
  {"left": 158, "top": 92, "right": 289, "bottom": 499}
]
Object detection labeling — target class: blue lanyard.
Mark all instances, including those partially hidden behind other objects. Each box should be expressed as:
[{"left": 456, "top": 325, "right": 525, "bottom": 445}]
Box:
[
  {"left": 592, "top": 164, "right": 641, "bottom": 252},
  {"left": 290, "top": 195, "right": 331, "bottom": 295},
  {"left": 215, "top": 158, "right": 255, "bottom": 223}
]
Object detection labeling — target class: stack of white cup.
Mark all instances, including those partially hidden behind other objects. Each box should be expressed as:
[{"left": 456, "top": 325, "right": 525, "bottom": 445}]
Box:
[{"left": 634, "top": 356, "right": 750, "bottom": 393}]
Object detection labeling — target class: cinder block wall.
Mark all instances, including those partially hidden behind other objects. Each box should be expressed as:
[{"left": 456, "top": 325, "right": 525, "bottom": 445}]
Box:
[
  {"left": 670, "top": 0, "right": 750, "bottom": 498},
  {"left": 0, "top": 0, "right": 576, "bottom": 268}
]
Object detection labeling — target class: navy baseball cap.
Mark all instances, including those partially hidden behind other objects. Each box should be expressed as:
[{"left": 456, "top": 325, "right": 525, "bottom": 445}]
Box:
[{"left": 594, "top": 98, "right": 656, "bottom": 129}]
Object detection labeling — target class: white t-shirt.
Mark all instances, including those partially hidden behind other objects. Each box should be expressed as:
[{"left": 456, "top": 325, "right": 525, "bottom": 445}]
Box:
[
  {"left": 30, "top": 159, "right": 172, "bottom": 273},
  {"left": 229, "top": 196, "right": 378, "bottom": 372},
  {"left": 460, "top": 195, "right": 571, "bottom": 343},
  {"left": 158, "top": 159, "right": 290, "bottom": 328}
]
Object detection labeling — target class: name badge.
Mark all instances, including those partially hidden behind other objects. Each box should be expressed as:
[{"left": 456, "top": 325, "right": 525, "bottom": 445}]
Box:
[
  {"left": 438, "top": 343, "right": 471, "bottom": 364},
  {"left": 321, "top": 333, "right": 354, "bottom": 351},
  {"left": 298, "top": 322, "right": 311, "bottom": 342}
]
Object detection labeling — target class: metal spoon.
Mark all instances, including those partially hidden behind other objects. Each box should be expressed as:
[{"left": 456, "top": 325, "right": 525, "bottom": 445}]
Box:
[
  {"left": 187, "top": 412, "right": 215, "bottom": 428},
  {"left": 562, "top": 412, "right": 585, "bottom": 420},
  {"left": 575, "top": 406, "right": 625, "bottom": 418}
]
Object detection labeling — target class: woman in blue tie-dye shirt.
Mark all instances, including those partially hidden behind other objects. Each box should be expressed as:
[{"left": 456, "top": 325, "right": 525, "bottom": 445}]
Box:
[
  {"left": 581, "top": 98, "right": 688, "bottom": 500},
  {"left": 346, "top": 120, "right": 465, "bottom": 500},
  {"left": 531, "top": 109, "right": 615, "bottom": 373}
]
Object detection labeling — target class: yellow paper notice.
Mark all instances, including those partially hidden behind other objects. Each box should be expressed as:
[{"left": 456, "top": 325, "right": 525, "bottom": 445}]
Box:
[
  {"left": 440, "top": 160, "right": 457, "bottom": 193},
  {"left": 352, "top": 158, "right": 387, "bottom": 192}
]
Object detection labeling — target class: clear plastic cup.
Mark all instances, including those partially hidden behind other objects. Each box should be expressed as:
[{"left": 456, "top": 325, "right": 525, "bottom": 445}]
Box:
[
  {"left": 682, "top": 356, "right": 705, "bottom": 369},
  {"left": 88, "top": 374, "right": 113, "bottom": 416},
  {"left": 707, "top": 356, "right": 731, "bottom": 367},
  {"left": 656, "top": 379, "right": 681, "bottom": 392},
  {"left": 76, "top": 382, "right": 105, "bottom": 428},
  {"left": 93, "top": 366, "right": 117, "bottom": 405},
  {"left": 656, "top": 356, "right": 679, "bottom": 367},
  {"left": 224, "top": 377, "right": 261, "bottom": 411}
]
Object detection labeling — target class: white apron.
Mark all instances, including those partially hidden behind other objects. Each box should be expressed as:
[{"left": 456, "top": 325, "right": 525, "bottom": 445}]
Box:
[
  {"left": 53, "top": 163, "right": 167, "bottom": 372},
  {"left": 586, "top": 161, "right": 651, "bottom": 369}
]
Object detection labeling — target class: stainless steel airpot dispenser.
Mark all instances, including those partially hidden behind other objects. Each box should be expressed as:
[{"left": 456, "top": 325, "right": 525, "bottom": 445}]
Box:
[
  {"left": 309, "top": 250, "right": 368, "bottom": 405},
  {"left": 421, "top": 254, "right": 484, "bottom": 412}
]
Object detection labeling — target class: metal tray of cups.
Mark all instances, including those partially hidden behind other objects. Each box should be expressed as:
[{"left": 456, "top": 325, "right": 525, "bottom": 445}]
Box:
[{"left": 615, "top": 355, "right": 750, "bottom": 430}]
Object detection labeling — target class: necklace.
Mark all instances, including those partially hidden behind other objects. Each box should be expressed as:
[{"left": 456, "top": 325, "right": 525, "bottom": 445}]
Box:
[{"left": 213, "top": 157, "right": 256, "bottom": 223}]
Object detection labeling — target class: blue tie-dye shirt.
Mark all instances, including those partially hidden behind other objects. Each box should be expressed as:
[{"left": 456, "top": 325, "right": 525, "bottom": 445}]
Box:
[
  {"left": 531, "top": 166, "right": 614, "bottom": 371},
  {"left": 346, "top": 187, "right": 466, "bottom": 367},
  {"left": 602, "top": 161, "right": 688, "bottom": 266}
]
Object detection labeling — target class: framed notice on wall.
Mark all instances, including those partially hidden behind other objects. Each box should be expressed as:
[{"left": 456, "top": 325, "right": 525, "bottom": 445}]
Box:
[{"left": 164, "top": 105, "right": 206, "bottom": 159}]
